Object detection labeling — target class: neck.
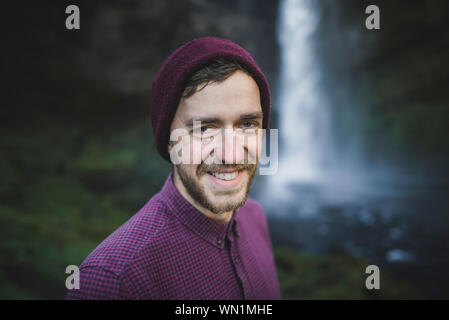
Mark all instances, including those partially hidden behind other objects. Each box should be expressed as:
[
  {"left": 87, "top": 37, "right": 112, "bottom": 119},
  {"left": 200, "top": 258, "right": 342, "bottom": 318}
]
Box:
[{"left": 172, "top": 171, "right": 233, "bottom": 223}]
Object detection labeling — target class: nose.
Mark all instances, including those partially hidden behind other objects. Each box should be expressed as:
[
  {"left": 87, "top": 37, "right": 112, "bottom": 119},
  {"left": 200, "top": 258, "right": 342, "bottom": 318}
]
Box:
[{"left": 214, "top": 128, "right": 245, "bottom": 164}]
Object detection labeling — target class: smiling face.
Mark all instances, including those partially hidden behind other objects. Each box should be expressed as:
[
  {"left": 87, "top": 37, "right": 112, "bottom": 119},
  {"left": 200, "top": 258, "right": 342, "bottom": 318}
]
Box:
[{"left": 169, "top": 69, "right": 263, "bottom": 222}]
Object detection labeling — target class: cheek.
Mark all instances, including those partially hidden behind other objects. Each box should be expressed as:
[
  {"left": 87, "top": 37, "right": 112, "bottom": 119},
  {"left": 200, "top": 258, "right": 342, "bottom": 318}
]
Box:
[
  {"left": 189, "top": 163, "right": 200, "bottom": 175},
  {"left": 199, "top": 138, "right": 219, "bottom": 163},
  {"left": 179, "top": 163, "right": 200, "bottom": 179},
  {"left": 242, "top": 134, "right": 262, "bottom": 161},
  {"left": 174, "top": 137, "right": 202, "bottom": 165},
  {"left": 250, "top": 136, "right": 261, "bottom": 154},
  {"left": 184, "top": 137, "right": 215, "bottom": 165}
]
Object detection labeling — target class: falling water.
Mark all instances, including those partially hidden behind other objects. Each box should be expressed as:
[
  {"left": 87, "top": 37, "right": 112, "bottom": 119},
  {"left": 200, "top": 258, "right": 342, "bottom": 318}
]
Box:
[
  {"left": 269, "top": 0, "right": 333, "bottom": 200},
  {"left": 260, "top": 0, "right": 412, "bottom": 215}
]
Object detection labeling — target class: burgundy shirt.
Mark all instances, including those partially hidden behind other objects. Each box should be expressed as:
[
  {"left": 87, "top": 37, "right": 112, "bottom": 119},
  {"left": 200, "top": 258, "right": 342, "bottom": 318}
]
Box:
[{"left": 66, "top": 173, "right": 280, "bottom": 300}]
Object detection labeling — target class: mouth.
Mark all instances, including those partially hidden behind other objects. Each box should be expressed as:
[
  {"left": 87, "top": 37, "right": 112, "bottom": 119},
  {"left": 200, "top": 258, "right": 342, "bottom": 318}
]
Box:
[{"left": 205, "top": 169, "right": 244, "bottom": 188}]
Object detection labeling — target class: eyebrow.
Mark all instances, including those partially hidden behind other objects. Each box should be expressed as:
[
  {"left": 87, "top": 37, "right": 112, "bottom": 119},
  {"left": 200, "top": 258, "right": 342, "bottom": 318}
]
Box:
[
  {"left": 184, "top": 112, "right": 263, "bottom": 127},
  {"left": 184, "top": 117, "right": 222, "bottom": 128},
  {"left": 239, "top": 112, "right": 263, "bottom": 121}
]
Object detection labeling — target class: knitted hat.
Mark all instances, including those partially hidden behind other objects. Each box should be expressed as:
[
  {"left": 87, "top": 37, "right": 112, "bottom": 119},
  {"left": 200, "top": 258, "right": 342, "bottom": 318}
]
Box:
[{"left": 150, "top": 37, "right": 271, "bottom": 162}]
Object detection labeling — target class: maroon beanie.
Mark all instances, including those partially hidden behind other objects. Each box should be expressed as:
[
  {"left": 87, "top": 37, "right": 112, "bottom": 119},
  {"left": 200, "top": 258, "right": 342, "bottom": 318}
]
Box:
[{"left": 150, "top": 37, "right": 271, "bottom": 162}]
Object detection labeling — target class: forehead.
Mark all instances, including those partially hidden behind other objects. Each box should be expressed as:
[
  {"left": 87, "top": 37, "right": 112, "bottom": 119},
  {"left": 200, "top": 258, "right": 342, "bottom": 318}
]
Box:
[{"left": 172, "top": 70, "right": 262, "bottom": 125}]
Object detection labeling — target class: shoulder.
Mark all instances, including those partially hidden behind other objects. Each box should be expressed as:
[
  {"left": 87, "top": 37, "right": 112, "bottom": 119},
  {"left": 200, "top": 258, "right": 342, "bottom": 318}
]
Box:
[
  {"left": 79, "top": 192, "right": 172, "bottom": 275},
  {"left": 242, "top": 196, "right": 266, "bottom": 213},
  {"left": 238, "top": 196, "right": 269, "bottom": 229},
  {"left": 68, "top": 192, "right": 181, "bottom": 299},
  {"left": 240, "top": 196, "right": 267, "bottom": 219}
]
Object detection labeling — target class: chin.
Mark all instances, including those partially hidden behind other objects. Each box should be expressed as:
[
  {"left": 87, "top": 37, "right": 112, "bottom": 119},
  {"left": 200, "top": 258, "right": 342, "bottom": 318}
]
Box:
[
  {"left": 201, "top": 176, "right": 250, "bottom": 212},
  {"left": 211, "top": 189, "right": 247, "bottom": 208}
]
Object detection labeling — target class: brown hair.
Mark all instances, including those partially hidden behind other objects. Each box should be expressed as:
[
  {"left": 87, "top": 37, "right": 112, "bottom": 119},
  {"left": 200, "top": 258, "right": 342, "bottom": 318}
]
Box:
[{"left": 181, "top": 58, "right": 249, "bottom": 98}]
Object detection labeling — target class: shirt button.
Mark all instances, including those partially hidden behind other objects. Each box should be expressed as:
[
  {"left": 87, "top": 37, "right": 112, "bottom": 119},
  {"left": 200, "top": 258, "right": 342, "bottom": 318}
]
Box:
[{"left": 216, "top": 239, "right": 222, "bottom": 245}]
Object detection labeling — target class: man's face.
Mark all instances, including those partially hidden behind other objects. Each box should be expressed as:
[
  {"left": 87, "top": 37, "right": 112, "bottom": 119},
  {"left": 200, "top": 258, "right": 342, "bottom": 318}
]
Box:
[{"left": 169, "top": 70, "right": 263, "bottom": 217}]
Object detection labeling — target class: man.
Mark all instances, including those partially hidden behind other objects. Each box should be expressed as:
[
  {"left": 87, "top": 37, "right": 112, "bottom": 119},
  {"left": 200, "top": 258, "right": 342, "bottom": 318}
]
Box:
[{"left": 66, "top": 37, "right": 280, "bottom": 300}]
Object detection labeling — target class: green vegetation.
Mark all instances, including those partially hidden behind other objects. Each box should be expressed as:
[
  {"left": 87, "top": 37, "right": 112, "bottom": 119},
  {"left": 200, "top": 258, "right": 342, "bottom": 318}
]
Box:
[
  {"left": 275, "top": 247, "right": 422, "bottom": 299},
  {"left": 0, "top": 123, "right": 170, "bottom": 299}
]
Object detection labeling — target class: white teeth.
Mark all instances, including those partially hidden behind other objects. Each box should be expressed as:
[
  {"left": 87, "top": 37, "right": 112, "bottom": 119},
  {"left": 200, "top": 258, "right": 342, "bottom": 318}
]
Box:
[{"left": 211, "top": 171, "right": 238, "bottom": 180}]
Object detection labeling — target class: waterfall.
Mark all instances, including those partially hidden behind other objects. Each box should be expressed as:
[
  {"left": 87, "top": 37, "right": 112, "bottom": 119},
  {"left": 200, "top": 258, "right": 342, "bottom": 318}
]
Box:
[
  {"left": 259, "top": 0, "right": 378, "bottom": 216},
  {"left": 270, "top": 0, "right": 333, "bottom": 198}
]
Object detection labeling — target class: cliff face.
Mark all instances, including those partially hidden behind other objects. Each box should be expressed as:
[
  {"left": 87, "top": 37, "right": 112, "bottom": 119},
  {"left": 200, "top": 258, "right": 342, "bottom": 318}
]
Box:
[
  {"left": 4, "top": 0, "right": 280, "bottom": 119},
  {"left": 312, "top": 0, "right": 449, "bottom": 167},
  {"left": 69, "top": 0, "right": 280, "bottom": 95}
]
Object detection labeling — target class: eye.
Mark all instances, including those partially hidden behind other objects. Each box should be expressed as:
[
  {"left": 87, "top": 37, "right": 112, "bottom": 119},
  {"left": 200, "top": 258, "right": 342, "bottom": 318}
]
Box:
[
  {"left": 198, "top": 125, "right": 220, "bottom": 137},
  {"left": 241, "top": 121, "right": 258, "bottom": 129},
  {"left": 201, "top": 126, "right": 211, "bottom": 133}
]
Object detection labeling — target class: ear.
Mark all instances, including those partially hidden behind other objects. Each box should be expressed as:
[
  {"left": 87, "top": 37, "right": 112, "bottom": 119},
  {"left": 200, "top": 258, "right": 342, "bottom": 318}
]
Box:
[
  {"left": 167, "top": 141, "right": 176, "bottom": 165},
  {"left": 167, "top": 142, "right": 172, "bottom": 154}
]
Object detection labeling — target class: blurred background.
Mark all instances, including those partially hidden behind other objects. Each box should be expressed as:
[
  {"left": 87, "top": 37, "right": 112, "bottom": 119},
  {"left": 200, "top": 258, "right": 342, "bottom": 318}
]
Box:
[{"left": 1, "top": 0, "right": 448, "bottom": 299}]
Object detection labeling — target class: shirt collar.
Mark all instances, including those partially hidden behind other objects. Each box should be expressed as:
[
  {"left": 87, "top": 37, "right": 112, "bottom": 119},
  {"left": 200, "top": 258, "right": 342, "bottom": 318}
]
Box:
[{"left": 160, "top": 173, "right": 240, "bottom": 248}]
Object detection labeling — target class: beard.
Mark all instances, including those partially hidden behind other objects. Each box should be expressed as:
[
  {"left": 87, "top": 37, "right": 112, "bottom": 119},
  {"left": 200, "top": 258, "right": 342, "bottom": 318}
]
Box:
[{"left": 175, "top": 162, "right": 257, "bottom": 215}]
